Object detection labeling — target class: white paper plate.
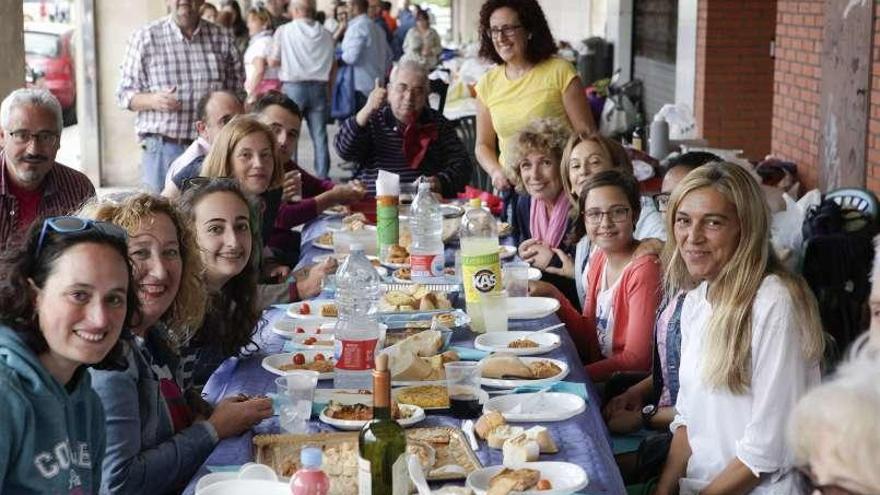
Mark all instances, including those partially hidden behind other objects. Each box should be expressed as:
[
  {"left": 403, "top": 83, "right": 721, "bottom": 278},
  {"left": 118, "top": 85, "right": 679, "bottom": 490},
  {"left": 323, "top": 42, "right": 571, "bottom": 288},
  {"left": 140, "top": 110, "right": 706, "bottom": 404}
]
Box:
[
  {"left": 261, "top": 351, "right": 335, "bottom": 379},
  {"left": 326, "top": 224, "right": 377, "bottom": 233},
  {"left": 499, "top": 245, "right": 517, "bottom": 260},
  {"left": 527, "top": 267, "right": 542, "bottom": 281},
  {"left": 473, "top": 332, "right": 560, "bottom": 356},
  {"left": 286, "top": 299, "right": 338, "bottom": 322},
  {"left": 272, "top": 318, "right": 333, "bottom": 338},
  {"left": 198, "top": 479, "right": 290, "bottom": 495},
  {"left": 466, "top": 462, "right": 589, "bottom": 495},
  {"left": 314, "top": 388, "right": 373, "bottom": 406},
  {"left": 312, "top": 239, "right": 334, "bottom": 250},
  {"left": 482, "top": 392, "right": 586, "bottom": 422},
  {"left": 382, "top": 260, "right": 411, "bottom": 270},
  {"left": 319, "top": 403, "right": 425, "bottom": 430},
  {"left": 479, "top": 357, "right": 569, "bottom": 389},
  {"left": 321, "top": 206, "right": 349, "bottom": 217},
  {"left": 391, "top": 378, "right": 447, "bottom": 387},
  {"left": 505, "top": 297, "right": 560, "bottom": 320}
]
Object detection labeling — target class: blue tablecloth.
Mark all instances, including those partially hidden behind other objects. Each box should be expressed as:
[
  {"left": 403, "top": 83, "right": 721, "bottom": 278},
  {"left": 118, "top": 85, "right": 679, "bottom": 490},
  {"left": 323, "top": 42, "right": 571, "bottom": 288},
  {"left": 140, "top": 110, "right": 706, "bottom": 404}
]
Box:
[{"left": 184, "top": 216, "right": 626, "bottom": 495}]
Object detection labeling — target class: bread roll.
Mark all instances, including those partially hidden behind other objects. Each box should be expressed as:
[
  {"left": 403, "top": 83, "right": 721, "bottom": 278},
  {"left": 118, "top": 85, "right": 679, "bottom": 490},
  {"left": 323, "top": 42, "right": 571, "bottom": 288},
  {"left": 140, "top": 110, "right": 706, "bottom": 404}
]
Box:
[
  {"left": 487, "top": 425, "right": 524, "bottom": 449},
  {"left": 502, "top": 433, "right": 540, "bottom": 465},
  {"left": 481, "top": 354, "right": 533, "bottom": 379},
  {"left": 525, "top": 426, "right": 558, "bottom": 454},
  {"left": 475, "top": 411, "right": 506, "bottom": 439},
  {"left": 389, "top": 351, "right": 433, "bottom": 381}
]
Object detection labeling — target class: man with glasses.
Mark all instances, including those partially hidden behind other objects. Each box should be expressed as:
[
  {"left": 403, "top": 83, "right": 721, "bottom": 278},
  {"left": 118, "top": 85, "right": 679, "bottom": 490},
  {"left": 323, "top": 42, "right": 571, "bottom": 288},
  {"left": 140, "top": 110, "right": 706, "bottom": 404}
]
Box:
[
  {"left": 335, "top": 60, "right": 471, "bottom": 197},
  {"left": 161, "top": 90, "right": 244, "bottom": 198},
  {"left": 0, "top": 89, "right": 95, "bottom": 251}
]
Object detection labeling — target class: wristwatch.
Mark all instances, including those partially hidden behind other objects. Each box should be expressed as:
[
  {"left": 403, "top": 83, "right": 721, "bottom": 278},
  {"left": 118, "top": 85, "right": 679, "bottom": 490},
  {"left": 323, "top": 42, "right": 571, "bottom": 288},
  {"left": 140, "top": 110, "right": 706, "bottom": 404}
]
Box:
[{"left": 641, "top": 404, "right": 658, "bottom": 426}]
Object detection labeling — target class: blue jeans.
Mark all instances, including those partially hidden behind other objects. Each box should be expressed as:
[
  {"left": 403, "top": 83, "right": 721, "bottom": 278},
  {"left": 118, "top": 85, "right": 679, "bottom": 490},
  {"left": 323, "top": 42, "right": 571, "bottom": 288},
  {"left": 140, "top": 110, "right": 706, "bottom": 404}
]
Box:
[
  {"left": 283, "top": 81, "right": 330, "bottom": 178},
  {"left": 141, "top": 136, "right": 187, "bottom": 192}
]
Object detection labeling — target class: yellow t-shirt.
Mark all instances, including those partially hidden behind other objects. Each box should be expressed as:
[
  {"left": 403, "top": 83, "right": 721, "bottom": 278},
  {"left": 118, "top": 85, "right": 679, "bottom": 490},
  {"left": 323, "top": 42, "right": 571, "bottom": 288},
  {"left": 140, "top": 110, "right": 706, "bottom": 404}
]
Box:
[{"left": 475, "top": 56, "right": 577, "bottom": 168}]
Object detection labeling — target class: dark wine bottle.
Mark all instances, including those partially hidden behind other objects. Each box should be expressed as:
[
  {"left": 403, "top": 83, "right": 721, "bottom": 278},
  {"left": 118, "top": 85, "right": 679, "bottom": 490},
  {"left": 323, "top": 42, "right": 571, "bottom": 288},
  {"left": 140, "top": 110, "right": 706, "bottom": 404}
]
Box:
[{"left": 358, "top": 353, "right": 408, "bottom": 495}]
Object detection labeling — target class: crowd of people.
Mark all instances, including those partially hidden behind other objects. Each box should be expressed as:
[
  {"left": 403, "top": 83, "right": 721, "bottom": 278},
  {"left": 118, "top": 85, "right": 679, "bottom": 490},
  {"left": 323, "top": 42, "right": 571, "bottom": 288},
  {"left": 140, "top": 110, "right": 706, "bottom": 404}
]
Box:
[{"left": 1, "top": 0, "right": 879, "bottom": 494}]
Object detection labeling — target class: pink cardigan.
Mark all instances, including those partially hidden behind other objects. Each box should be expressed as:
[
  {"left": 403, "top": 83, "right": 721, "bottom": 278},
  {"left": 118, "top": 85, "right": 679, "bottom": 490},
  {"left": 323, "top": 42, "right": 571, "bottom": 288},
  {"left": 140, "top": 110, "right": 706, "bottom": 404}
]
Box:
[{"left": 552, "top": 250, "right": 662, "bottom": 382}]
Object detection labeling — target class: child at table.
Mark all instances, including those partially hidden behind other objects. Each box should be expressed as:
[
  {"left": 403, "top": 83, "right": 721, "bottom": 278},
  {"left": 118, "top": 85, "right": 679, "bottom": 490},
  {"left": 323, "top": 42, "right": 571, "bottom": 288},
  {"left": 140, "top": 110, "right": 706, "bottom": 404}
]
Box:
[
  {"left": 536, "top": 170, "right": 661, "bottom": 382},
  {"left": 83, "top": 193, "right": 272, "bottom": 494}
]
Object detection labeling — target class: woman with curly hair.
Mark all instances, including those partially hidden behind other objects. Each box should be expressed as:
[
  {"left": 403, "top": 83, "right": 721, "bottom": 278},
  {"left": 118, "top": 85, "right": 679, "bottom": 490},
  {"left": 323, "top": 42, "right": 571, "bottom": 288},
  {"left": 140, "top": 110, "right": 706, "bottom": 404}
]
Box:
[
  {"left": 474, "top": 0, "right": 595, "bottom": 192},
  {"left": 0, "top": 217, "right": 137, "bottom": 493},
  {"left": 176, "top": 179, "right": 266, "bottom": 393},
  {"left": 82, "top": 194, "right": 272, "bottom": 494}
]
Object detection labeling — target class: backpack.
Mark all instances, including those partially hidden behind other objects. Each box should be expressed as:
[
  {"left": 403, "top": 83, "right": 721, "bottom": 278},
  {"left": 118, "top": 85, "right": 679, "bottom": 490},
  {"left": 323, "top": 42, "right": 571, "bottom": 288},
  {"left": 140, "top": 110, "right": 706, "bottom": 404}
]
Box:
[{"left": 800, "top": 198, "right": 876, "bottom": 364}]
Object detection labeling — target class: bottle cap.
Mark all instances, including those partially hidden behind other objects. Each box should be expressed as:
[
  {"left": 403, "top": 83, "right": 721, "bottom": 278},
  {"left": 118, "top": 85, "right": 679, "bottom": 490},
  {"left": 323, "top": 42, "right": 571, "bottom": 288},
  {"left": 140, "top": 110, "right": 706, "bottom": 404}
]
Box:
[
  {"left": 300, "top": 447, "right": 323, "bottom": 468},
  {"left": 468, "top": 198, "right": 481, "bottom": 208}
]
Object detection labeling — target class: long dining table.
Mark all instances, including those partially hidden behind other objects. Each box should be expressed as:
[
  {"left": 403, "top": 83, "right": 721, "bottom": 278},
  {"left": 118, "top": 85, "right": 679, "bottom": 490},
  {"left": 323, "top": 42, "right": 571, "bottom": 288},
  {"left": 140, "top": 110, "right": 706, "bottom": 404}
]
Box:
[{"left": 183, "top": 215, "right": 626, "bottom": 495}]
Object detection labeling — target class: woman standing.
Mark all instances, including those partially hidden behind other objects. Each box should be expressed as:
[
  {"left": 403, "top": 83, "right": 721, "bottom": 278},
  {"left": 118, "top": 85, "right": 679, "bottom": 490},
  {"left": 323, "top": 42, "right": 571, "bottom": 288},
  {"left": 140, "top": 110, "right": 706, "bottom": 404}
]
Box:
[
  {"left": 474, "top": 0, "right": 595, "bottom": 192},
  {"left": 219, "top": 0, "right": 249, "bottom": 53},
  {"left": 84, "top": 194, "right": 272, "bottom": 494},
  {"left": 655, "top": 162, "right": 825, "bottom": 494},
  {"left": 0, "top": 217, "right": 136, "bottom": 493},
  {"left": 402, "top": 9, "right": 443, "bottom": 69},
  {"left": 244, "top": 6, "right": 281, "bottom": 102}
]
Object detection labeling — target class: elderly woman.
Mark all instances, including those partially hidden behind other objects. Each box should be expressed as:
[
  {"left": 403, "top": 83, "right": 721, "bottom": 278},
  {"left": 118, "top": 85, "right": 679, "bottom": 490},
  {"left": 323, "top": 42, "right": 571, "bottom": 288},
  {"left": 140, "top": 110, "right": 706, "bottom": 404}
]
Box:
[
  {"left": 83, "top": 194, "right": 272, "bottom": 494},
  {"left": 474, "top": 0, "right": 595, "bottom": 191},
  {"left": 508, "top": 118, "right": 579, "bottom": 306},
  {"left": 788, "top": 346, "right": 880, "bottom": 495},
  {"left": 655, "top": 162, "right": 825, "bottom": 495},
  {"left": 401, "top": 9, "right": 442, "bottom": 69},
  {"left": 0, "top": 217, "right": 136, "bottom": 493}
]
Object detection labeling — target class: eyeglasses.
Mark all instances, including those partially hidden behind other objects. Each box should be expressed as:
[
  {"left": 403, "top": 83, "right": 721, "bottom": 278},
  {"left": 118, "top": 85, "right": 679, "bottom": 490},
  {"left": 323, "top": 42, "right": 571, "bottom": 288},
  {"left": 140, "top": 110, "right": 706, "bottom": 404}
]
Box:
[
  {"left": 487, "top": 24, "right": 523, "bottom": 39},
  {"left": 7, "top": 129, "right": 60, "bottom": 146},
  {"left": 584, "top": 206, "right": 631, "bottom": 225},
  {"left": 653, "top": 193, "right": 671, "bottom": 213},
  {"left": 181, "top": 176, "right": 236, "bottom": 192},
  {"left": 36, "top": 216, "right": 128, "bottom": 257}
]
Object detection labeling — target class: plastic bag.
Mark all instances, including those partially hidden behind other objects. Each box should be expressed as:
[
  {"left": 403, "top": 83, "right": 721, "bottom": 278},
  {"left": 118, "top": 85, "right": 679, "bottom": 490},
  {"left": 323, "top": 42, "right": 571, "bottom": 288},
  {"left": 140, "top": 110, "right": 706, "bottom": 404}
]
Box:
[
  {"left": 655, "top": 103, "right": 697, "bottom": 140},
  {"left": 770, "top": 191, "right": 819, "bottom": 271}
]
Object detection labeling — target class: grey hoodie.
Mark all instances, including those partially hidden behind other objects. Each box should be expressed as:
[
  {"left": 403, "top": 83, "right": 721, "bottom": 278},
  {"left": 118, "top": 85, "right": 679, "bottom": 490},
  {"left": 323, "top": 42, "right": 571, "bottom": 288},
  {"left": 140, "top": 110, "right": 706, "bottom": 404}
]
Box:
[
  {"left": 0, "top": 325, "right": 106, "bottom": 494},
  {"left": 274, "top": 18, "right": 335, "bottom": 82}
]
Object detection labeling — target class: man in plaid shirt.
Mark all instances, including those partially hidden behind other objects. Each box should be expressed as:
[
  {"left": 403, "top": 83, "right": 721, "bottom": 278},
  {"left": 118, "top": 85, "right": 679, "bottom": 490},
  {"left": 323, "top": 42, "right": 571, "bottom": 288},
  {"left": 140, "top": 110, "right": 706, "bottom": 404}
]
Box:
[{"left": 116, "top": 0, "right": 244, "bottom": 192}]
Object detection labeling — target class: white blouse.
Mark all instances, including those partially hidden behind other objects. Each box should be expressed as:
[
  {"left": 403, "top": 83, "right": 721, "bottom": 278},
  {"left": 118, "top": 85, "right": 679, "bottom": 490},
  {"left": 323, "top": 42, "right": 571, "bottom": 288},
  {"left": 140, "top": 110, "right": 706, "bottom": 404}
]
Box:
[{"left": 671, "top": 275, "right": 820, "bottom": 494}]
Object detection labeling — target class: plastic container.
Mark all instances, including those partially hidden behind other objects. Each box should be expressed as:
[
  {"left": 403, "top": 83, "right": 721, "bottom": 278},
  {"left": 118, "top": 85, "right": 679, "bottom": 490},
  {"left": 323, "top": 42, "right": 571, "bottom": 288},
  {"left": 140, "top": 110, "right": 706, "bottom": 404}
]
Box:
[
  {"left": 459, "top": 198, "right": 501, "bottom": 333},
  {"left": 409, "top": 181, "right": 445, "bottom": 281},
  {"left": 289, "top": 448, "right": 330, "bottom": 495},
  {"left": 333, "top": 243, "right": 381, "bottom": 390},
  {"left": 649, "top": 113, "right": 670, "bottom": 161}
]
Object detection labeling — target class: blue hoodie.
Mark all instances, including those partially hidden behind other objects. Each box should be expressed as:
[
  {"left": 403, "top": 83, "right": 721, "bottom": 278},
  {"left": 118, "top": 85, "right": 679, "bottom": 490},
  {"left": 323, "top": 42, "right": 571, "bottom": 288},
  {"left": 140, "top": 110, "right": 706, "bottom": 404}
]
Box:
[{"left": 0, "top": 325, "right": 107, "bottom": 494}]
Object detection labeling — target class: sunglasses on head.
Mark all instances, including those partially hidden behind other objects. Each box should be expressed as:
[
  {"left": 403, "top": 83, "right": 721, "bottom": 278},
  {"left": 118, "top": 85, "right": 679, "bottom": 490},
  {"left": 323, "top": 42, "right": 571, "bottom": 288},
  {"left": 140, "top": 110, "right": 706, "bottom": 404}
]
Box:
[
  {"left": 181, "top": 176, "right": 237, "bottom": 192},
  {"left": 36, "top": 216, "right": 128, "bottom": 257}
]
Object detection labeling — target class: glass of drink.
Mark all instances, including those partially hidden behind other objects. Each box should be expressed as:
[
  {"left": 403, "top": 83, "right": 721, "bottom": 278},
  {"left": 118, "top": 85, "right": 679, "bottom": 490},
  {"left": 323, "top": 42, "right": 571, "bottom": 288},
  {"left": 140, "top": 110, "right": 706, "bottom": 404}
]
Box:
[
  {"left": 444, "top": 361, "right": 483, "bottom": 419},
  {"left": 479, "top": 289, "right": 508, "bottom": 333},
  {"left": 275, "top": 371, "right": 319, "bottom": 433},
  {"left": 285, "top": 170, "right": 303, "bottom": 202},
  {"left": 503, "top": 262, "right": 529, "bottom": 297}
]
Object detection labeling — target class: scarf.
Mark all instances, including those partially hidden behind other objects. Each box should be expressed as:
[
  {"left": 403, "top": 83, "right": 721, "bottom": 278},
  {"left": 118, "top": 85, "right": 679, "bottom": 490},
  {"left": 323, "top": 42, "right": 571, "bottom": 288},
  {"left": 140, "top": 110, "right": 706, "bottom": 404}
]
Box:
[
  {"left": 529, "top": 193, "right": 570, "bottom": 248},
  {"left": 402, "top": 120, "right": 438, "bottom": 168}
]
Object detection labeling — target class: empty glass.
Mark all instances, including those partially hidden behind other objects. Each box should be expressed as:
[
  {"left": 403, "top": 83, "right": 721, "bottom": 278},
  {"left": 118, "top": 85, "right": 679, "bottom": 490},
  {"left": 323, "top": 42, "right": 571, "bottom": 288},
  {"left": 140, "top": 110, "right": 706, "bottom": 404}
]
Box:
[
  {"left": 479, "top": 289, "right": 508, "bottom": 333},
  {"left": 503, "top": 262, "right": 530, "bottom": 297},
  {"left": 275, "top": 371, "right": 319, "bottom": 434}
]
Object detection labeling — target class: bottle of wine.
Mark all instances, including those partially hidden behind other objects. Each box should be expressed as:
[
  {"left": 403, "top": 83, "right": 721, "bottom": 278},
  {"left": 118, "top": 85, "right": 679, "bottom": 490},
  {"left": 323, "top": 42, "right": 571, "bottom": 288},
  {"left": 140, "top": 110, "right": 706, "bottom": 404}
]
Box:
[{"left": 358, "top": 353, "right": 408, "bottom": 495}]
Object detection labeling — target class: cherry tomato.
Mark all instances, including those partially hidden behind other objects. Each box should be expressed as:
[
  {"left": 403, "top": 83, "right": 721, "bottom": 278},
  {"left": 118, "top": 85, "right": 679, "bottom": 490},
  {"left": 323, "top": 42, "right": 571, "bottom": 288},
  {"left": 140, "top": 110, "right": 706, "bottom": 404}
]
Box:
[
  {"left": 292, "top": 353, "right": 306, "bottom": 365},
  {"left": 315, "top": 328, "right": 321, "bottom": 334},
  {"left": 299, "top": 303, "right": 311, "bottom": 315},
  {"left": 295, "top": 327, "right": 305, "bottom": 334},
  {"left": 314, "top": 353, "right": 326, "bottom": 361},
  {"left": 304, "top": 337, "right": 317, "bottom": 345}
]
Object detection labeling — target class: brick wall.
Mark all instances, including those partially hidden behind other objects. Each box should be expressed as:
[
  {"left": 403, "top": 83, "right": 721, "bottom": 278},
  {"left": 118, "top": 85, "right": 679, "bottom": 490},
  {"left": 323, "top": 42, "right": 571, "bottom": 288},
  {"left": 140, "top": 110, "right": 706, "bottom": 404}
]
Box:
[
  {"left": 694, "top": 0, "right": 777, "bottom": 161},
  {"left": 770, "top": 0, "right": 825, "bottom": 191},
  {"left": 868, "top": 1, "right": 880, "bottom": 193}
]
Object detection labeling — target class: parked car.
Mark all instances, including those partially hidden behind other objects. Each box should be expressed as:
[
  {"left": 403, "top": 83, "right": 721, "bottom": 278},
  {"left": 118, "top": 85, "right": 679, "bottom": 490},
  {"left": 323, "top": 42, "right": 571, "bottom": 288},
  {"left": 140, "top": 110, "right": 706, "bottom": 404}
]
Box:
[{"left": 24, "top": 22, "right": 76, "bottom": 125}]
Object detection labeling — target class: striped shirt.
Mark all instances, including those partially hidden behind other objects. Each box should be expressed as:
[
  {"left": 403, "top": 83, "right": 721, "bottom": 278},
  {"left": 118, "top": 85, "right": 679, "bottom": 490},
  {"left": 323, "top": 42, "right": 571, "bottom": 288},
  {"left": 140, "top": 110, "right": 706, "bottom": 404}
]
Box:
[
  {"left": 334, "top": 105, "right": 472, "bottom": 197},
  {"left": 116, "top": 17, "right": 244, "bottom": 141},
  {"left": 0, "top": 152, "right": 96, "bottom": 252}
]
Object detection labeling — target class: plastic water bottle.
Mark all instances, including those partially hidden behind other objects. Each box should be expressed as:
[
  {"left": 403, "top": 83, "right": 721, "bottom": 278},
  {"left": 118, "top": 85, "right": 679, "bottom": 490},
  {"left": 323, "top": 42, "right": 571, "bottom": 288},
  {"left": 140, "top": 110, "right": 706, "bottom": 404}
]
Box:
[
  {"left": 649, "top": 113, "right": 670, "bottom": 160},
  {"left": 334, "top": 243, "right": 381, "bottom": 390},
  {"left": 409, "top": 181, "right": 445, "bottom": 281},
  {"left": 290, "top": 447, "right": 330, "bottom": 495},
  {"left": 459, "top": 198, "right": 500, "bottom": 333}
]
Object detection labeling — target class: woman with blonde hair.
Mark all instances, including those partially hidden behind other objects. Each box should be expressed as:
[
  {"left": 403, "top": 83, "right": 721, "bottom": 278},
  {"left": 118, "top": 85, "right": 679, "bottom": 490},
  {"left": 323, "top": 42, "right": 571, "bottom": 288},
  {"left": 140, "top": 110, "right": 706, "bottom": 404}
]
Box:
[
  {"left": 83, "top": 193, "right": 272, "bottom": 494},
  {"left": 655, "top": 162, "right": 825, "bottom": 495}
]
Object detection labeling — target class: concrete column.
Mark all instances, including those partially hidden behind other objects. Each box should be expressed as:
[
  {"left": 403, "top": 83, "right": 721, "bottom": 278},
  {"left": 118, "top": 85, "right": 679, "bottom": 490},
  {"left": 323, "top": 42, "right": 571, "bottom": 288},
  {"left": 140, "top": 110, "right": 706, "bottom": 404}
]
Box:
[
  {"left": 675, "top": 0, "right": 698, "bottom": 109},
  {"left": 606, "top": 0, "right": 633, "bottom": 82},
  {"left": 0, "top": 3, "right": 25, "bottom": 99},
  {"left": 89, "top": 0, "right": 167, "bottom": 187}
]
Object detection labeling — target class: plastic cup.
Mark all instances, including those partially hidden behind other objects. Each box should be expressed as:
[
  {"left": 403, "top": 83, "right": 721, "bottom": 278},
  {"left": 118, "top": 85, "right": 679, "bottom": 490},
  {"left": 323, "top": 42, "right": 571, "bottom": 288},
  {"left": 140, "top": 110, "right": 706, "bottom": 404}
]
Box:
[
  {"left": 444, "top": 361, "right": 483, "bottom": 419},
  {"left": 503, "top": 262, "right": 530, "bottom": 297},
  {"left": 275, "top": 371, "right": 319, "bottom": 434},
  {"left": 479, "top": 290, "right": 508, "bottom": 333}
]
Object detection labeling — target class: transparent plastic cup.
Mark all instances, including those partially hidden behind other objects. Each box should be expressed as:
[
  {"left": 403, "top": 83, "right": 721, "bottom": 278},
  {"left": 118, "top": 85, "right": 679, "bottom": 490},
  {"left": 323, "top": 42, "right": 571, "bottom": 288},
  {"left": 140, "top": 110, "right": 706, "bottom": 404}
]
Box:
[
  {"left": 503, "top": 262, "right": 530, "bottom": 297},
  {"left": 479, "top": 289, "right": 508, "bottom": 333},
  {"left": 275, "top": 371, "right": 319, "bottom": 433},
  {"left": 444, "top": 361, "right": 483, "bottom": 419}
]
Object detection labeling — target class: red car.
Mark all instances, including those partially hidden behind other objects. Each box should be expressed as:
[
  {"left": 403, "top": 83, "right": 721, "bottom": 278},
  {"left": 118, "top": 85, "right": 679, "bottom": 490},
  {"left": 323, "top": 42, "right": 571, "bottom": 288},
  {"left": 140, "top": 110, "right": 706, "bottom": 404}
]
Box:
[{"left": 24, "top": 22, "right": 76, "bottom": 124}]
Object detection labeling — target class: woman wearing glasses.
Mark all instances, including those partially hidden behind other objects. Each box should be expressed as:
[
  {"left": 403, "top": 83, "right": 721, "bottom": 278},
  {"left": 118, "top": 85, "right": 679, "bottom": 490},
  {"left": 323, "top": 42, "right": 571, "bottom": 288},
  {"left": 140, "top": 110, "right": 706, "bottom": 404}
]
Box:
[
  {"left": 0, "top": 216, "right": 137, "bottom": 493},
  {"left": 655, "top": 162, "right": 824, "bottom": 495},
  {"left": 83, "top": 194, "right": 272, "bottom": 494},
  {"left": 548, "top": 169, "right": 661, "bottom": 382},
  {"left": 474, "top": 0, "right": 595, "bottom": 192},
  {"left": 176, "top": 179, "right": 266, "bottom": 393}
]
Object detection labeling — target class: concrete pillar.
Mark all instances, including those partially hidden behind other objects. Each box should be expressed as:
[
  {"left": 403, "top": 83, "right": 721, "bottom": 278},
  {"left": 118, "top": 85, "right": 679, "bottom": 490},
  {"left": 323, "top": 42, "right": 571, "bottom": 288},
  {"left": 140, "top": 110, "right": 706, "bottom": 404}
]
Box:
[
  {"left": 0, "top": 3, "right": 25, "bottom": 100},
  {"left": 606, "top": 0, "right": 633, "bottom": 82},
  {"left": 89, "top": 0, "right": 167, "bottom": 187},
  {"left": 675, "top": 0, "right": 698, "bottom": 109}
]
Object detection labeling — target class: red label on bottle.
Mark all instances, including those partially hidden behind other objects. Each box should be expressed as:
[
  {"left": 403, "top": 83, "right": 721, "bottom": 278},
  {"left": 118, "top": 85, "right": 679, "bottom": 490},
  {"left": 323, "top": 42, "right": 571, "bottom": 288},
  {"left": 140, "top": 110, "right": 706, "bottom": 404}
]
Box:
[
  {"left": 335, "top": 339, "right": 378, "bottom": 371},
  {"left": 411, "top": 253, "right": 443, "bottom": 277}
]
